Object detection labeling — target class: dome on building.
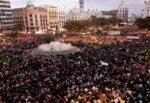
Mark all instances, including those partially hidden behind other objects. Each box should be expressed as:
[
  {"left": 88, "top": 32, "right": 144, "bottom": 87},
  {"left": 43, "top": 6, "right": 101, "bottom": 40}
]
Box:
[{"left": 27, "top": 0, "right": 34, "bottom": 7}]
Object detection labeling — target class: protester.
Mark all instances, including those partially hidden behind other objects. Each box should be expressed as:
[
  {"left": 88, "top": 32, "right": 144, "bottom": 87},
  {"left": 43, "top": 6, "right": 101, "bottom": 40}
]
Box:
[{"left": 0, "top": 35, "right": 149, "bottom": 103}]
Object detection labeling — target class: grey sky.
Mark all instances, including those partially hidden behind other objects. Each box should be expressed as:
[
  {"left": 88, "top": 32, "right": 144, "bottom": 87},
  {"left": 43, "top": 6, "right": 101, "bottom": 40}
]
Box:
[{"left": 10, "top": 0, "right": 145, "bottom": 10}]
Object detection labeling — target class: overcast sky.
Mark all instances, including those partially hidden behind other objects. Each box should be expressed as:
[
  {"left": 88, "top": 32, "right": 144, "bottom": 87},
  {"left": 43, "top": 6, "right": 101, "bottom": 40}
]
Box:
[
  {"left": 10, "top": 0, "right": 145, "bottom": 10},
  {"left": 10, "top": 0, "right": 145, "bottom": 16}
]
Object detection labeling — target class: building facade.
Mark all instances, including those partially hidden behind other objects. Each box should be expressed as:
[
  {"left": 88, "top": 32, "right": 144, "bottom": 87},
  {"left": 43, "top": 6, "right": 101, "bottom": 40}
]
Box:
[
  {"left": 144, "top": 1, "right": 150, "bottom": 17},
  {"left": 68, "top": 8, "right": 102, "bottom": 21},
  {"left": 59, "top": 11, "right": 67, "bottom": 28},
  {"left": 12, "top": 6, "right": 48, "bottom": 33},
  {"left": 67, "top": 8, "right": 116, "bottom": 21},
  {"left": 12, "top": 1, "right": 59, "bottom": 33},
  {"left": 44, "top": 5, "right": 59, "bottom": 31},
  {"left": 67, "top": 0, "right": 115, "bottom": 21},
  {"left": 117, "top": 0, "right": 128, "bottom": 22},
  {"left": 0, "top": 0, "right": 13, "bottom": 30}
]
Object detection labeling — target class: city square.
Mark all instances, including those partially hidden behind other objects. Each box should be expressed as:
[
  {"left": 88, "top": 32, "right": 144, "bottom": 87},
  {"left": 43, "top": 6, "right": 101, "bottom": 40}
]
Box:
[{"left": 0, "top": 0, "right": 150, "bottom": 103}]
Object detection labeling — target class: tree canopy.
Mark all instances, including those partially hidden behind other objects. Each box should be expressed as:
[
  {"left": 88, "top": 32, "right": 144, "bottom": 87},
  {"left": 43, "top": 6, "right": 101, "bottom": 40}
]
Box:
[
  {"left": 135, "top": 17, "right": 150, "bottom": 30},
  {"left": 13, "top": 24, "right": 24, "bottom": 31},
  {"left": 43, "top": 35, "right": 54, "bottom": 43},
  {"left": 64, "top": 17, "right": 119, "bottom": 32},
  {"left": 91, "top": 16, "right": 119, "bottom": 26},
  {"left": 64, "top": 20, "right": 87, "bottom": 31}
]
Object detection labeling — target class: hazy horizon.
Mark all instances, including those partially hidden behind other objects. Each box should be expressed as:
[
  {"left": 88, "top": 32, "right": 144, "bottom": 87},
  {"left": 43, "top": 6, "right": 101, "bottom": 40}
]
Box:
[{"left": 10, "top": 0, "right": 145, "bottom": 10}]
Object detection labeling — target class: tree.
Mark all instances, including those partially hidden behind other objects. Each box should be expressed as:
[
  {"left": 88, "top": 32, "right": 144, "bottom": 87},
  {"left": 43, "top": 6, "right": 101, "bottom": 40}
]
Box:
[
  {"left": 135, "top": 17, "right": 150, "bottom": 30},
  {"left": 9, "top": 24, "right": 24, "bottom": 39},
  {"left": 64, "top": 17, "right": 119, "bottom": 32},
  {"left": 91, "top": 16, "right": 119, "bottom": 27},
  {"left": 64, "top": 20, "right": 86, "bottom": 31},
  {"left": 108, "top": 16, "right": 119, "bottom": 26},
  {"left": 13, "top": 24, "right": 24, "bottom": 32},
  {"left": 43, "top": 35, "right": 53, "bottom": 43}
]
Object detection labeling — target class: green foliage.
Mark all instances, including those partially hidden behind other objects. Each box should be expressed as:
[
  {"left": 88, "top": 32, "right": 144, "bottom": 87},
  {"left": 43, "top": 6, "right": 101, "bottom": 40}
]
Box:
[
  {"left": 64, "top": 17, "right": 119, "bottom": 31},
  {"left": 95, "top": 18, "right": 107, "bottom": 26},
  {"left": 135, "top": 17, "right": 150, "bottom": 30},
  {"left": 64, "top": 20, "right": 86, "bottom": 31},
  {"left": 107, "top": 16, "right": 119, "bottom": 26},
  {"left": 92, "top": 16, "right": 119, "bottom": 26},
  {"left": 13, "top": 24, "right": 24, "bottom": 31},
  {"left": 43, "top": 36, "right": 53, "bottom": 43}
]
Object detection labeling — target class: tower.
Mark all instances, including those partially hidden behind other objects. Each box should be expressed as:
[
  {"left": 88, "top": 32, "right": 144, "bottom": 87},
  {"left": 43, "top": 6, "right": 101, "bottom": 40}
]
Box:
[
  {"left": 79, "top": 0, "right": 84, "bottom": 10},
  {"left": 27, "top": 0, "right": 34, "bottom": 7},
  {"left": 117, "top": 0, "right": 128, "bottom": 22}
]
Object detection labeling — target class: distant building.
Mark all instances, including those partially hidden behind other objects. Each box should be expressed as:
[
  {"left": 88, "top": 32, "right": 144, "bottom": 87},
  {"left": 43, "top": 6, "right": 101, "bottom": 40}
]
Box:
[
  {"left": 12, "top": 0, "right": 59, "bottom": 34},
  {"left": 68, "top": 0, "right": 116, "bottom": 21},
  {"left": 68, "top": 8, "right": 102, "bottom": 21},
  {"left": 144, "top": 1, "right": 150, "bottom": 17},
  {"left": 68, "top": 0, "right": 101, "bottom": 21},
  {"left": 44, "top": 5, "right": 59, "bottom": 31},
  {"left": 117, "top": 0, "right": 128, "bottom": 22},
  {"left": 12, "top": 7, "right": 48, "bottom": 34},
  {"left": 59, "top": 11, "right": 67, "bottom": 28},
  {"left": 68, "top": 8, "right": 117, "bottom": 21},
  {"left": 0, "top": 0, "right": 13, "bottom": 30}
]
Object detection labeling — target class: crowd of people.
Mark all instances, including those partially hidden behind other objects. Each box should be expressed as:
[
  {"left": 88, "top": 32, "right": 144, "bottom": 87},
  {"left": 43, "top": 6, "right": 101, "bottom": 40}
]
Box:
[
  {"left": 0, "top": 35, "right": 149, "bottom": 103},
  {"left": 58, "top": 34, "right": 128, "bottom": 46}
]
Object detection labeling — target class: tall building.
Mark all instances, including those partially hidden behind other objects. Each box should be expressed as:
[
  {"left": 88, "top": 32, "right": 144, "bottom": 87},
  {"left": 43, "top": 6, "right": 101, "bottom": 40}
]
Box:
[
  {"left": 68, "top": 0, "right": 103, "bottom": 21},
  {"left": 144, "top": 1, "right": 150, "bottom": 17},
  {"left": 12, "top": 0, "right": 59, "bottom": 33},
  {"left": 68, "top": 8, "right": 101, "bottom": 21},
  {"left": 68, "top": 8, "right": 117, "bottom": 21},
  {"left": 68, "top": 0, "right": 116, "bottom": 21},
  {"left": 0, "top": 0, "right": 13, "bottom": 30},
  {"left": 79, "top": 0, "right": 84, "bottom": 10},
  {"left": 12, "top": 1, "right": 48, "bottom": 33},
  {"left": 44, "top": 5, "right": 59, "bottom": 31},
  {"left": 59, "top": 11, "right": 67, "bottom": 28},
  {"left": 117, "top": 0, "right": 128, "bottom": 22}
]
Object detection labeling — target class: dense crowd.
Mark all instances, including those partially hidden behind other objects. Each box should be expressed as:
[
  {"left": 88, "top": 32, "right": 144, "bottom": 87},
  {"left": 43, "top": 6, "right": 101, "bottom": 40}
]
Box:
[
  {"left": 59, "top": 35, "right": 128, "bottom": 46},
  {"left": 0, "top": 35, "right": 149, "bottom": 103}
]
